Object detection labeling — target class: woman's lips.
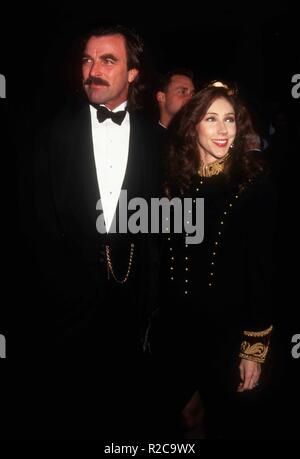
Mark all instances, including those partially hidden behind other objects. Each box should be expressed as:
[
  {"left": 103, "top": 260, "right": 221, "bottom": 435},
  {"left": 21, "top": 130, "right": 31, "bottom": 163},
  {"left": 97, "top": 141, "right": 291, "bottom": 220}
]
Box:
[{"left": 212, "top": 139, "right": 228, "bottom": 147}]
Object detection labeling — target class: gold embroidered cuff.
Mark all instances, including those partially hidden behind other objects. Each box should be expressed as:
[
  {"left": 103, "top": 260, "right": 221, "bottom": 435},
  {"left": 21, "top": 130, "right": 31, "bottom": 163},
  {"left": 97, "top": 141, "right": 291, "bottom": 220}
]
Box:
[{"left": 239, "top": 325, "right": 273, "bottom": 363}]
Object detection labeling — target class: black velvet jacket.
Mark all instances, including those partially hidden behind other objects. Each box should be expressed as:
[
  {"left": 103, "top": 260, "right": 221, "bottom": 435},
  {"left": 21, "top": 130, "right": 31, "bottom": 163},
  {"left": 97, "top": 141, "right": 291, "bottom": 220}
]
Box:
[{"left": 156, "top": 172, "right": 276, "bottom": 363}]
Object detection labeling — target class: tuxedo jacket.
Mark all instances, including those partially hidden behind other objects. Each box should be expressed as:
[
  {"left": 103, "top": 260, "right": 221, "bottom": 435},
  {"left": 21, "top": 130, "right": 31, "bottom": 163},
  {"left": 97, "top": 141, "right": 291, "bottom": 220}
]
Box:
[{"left": 33, "top": 102, "right": 162, "bottom": 358}]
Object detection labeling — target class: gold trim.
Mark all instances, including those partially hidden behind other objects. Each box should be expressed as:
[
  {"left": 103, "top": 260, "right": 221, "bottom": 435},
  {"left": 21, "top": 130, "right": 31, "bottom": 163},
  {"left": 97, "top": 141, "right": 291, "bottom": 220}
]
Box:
[
  {"left": 198, "top": 154, "right": 229, "bottom": 177},
  {"left": 243, "top": 325, "right": 273, "bottom": 338},
  {"left": 205, "top": 80, "right": 238, "bottom": 96},
  {"left": 239, "top": 326, "right": 273, "bottom": 363},
  {"left": 239, "top": 341, "right": 269, "bottom": 364}
]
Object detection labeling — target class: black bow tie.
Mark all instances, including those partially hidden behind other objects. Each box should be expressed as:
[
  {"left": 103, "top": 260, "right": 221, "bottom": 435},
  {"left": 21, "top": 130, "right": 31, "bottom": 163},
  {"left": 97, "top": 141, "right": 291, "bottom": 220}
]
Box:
[{"left": 96, "top": 106, "right": 127, "bottom": 125}]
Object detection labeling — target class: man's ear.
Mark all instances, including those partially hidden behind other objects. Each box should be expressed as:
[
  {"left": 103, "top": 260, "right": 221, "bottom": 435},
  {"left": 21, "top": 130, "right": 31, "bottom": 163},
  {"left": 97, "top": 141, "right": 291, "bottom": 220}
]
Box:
[
  {"left": 128, "top": 68, "right": 139, "bottom": 83},
  {"left": 156, "top": 91, "right": 165, "bottom": 103}
]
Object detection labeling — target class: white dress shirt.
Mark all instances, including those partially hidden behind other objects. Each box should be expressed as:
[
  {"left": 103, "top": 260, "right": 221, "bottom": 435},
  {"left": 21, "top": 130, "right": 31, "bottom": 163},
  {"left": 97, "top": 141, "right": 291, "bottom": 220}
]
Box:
[{"left": 90, "top": 101, "right": 130, "bottom": 233}]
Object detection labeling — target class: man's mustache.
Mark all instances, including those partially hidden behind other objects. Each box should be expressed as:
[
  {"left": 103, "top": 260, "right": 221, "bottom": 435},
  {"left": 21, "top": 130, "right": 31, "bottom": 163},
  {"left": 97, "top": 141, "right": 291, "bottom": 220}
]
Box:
[{"left": 84, "top": 76, "right": 110, "bottom": 87}]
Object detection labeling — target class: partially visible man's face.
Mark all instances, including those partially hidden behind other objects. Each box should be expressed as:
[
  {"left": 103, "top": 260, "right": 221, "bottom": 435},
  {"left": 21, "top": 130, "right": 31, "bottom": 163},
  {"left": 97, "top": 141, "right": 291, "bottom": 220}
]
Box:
[
  {"left": 82, "top": 34, "right": 138, "bottom": 110},
  {"left": 164, "top": 75, "right": 195, "bottom": 116}
]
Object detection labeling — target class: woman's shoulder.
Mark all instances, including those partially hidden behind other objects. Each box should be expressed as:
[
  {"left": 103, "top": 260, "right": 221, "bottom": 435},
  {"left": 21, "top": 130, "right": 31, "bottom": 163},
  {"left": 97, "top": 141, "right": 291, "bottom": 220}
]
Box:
[
  {"left": 236, "top": 172, "right": 277, "bottom": 227},
  {"left": 241, "top": 172, "right": 276, "bottom": 203}
]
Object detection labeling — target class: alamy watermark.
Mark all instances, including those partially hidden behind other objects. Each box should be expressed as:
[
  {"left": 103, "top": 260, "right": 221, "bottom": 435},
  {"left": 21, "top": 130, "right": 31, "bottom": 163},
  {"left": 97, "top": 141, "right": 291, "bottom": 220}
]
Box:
[
  {"left": 0, "top": 334, "right": 6, "bottom": 358},
  {"left": 291, "top": 334, "right": 300, "bottom": 359},
  {"left": 0, "top": 73, "right": 6, "bottom": 98},
  {"left": 96, "top": 190, "right": 204, "bottom": 244},
  {"left": 291, "top": 74, "right": 300, "bottom": 99}
]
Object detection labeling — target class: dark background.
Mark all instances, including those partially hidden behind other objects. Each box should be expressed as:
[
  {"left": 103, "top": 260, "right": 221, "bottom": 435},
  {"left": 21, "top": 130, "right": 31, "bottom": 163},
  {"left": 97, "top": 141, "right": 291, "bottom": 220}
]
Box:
[
  {"left": 0, "top": 2, "right": 299, "bottom": 124},
  {"left": 0, "top": 1, "right": 299, "bottom": 440}
]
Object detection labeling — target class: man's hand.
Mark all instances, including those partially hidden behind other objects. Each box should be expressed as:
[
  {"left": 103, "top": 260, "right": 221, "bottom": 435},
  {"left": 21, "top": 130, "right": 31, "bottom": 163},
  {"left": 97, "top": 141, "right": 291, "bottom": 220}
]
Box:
[{"left": 237, "top": 358, "right": 261, "bottom": 392}]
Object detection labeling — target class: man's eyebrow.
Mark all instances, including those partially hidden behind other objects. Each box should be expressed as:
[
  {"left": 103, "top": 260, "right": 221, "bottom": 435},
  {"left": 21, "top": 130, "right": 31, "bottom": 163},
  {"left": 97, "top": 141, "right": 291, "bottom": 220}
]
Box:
[
  {"left": 100, "top": 53, "right": 119, "bottom": 61},
  {"left": 174, "top": 86, "right": 193, "bottom": 90}
]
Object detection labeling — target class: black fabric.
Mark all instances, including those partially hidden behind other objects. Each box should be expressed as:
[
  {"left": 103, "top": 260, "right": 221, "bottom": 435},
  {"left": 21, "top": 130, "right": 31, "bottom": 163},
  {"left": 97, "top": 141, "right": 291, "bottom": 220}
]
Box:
[
  {"left": 13, "top": 103, "right": 165, "bottom": 438},
  {"left": 30, "top": 103, "right": 163, "bottom": 358},
  {"left": 149, "top": 171, "right": 277, "bottom": 437},
  {"left": 96, "top": 106, "right": 126, "bottom": 125},
  {"left": 158, "top": 173, "right": 276, "bottom": 332}
]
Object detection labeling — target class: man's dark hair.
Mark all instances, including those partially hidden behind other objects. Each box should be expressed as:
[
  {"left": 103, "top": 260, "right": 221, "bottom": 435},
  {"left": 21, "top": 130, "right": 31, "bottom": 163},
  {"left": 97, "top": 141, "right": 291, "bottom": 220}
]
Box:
[
  {"left": 82, "top": 25, "right": 145, "bottom": 111},
  {"left": 157, "top": 69, "right": 195, "bottom": 93}
]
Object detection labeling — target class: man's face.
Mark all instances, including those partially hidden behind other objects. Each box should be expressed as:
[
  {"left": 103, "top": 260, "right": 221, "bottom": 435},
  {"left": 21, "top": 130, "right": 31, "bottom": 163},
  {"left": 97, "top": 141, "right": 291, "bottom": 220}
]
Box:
[
  {"left": 82, "top": 34, "right": 138, "bottom": 110},
  {"left": 163, "top": 75, "right": 195, "bottom": 116}
]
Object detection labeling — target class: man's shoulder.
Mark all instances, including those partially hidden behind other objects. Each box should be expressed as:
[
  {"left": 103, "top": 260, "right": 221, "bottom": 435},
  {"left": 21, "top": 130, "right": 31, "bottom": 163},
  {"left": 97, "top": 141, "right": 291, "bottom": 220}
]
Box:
[
  {"left": 36, "top": 101, "right": 90, "bottom": 148},
  {"left": 130, "top": 110, "right": 153, "bottom": 127},
  {"left": 130, "top": 111, "right": 166, "bottom": 146},
  {"left": 51, "top": 101, "right": 90, "bottom": 132}
]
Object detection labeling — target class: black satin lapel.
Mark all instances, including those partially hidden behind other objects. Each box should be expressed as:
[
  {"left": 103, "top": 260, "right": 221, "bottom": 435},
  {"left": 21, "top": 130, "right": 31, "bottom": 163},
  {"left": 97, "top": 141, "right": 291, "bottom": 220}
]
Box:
[
  {"left": 75, "top": 105, "right": 100, "bottom": 221},
  {"left": 61, "top": 104, "right": 100, "bottom": 243},
  {"left": 122, "top": 113, "right": 144, "bottom": 201}
]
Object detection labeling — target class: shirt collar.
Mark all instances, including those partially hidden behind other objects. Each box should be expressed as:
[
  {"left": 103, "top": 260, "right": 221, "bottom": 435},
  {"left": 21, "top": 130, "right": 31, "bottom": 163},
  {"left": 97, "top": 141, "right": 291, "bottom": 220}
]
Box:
[
  {"left": 158, "top": 121, "right": 167, "bottom": 129},
  {"left": 90, "top": 101, "right": 127, "bottom": 113}
]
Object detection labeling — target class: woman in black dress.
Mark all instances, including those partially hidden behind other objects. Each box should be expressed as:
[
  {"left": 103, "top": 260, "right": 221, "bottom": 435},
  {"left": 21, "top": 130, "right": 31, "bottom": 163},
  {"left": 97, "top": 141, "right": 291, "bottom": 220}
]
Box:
[{"left": 150, "top": 84, "right": 276, "bottom": 438}]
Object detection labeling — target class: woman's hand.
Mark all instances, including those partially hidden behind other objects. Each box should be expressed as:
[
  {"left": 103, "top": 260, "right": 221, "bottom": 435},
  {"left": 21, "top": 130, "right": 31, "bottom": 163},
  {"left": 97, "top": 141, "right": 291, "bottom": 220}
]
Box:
[{"left": 237, "top": 358, "right": 261, "bottom": 392}]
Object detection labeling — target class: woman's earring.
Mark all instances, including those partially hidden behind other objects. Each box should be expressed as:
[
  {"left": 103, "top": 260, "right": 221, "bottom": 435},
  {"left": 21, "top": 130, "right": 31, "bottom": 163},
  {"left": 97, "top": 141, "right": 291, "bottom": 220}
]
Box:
[{"left": 230, "top": 143, "right": 234, "bottom": 149}]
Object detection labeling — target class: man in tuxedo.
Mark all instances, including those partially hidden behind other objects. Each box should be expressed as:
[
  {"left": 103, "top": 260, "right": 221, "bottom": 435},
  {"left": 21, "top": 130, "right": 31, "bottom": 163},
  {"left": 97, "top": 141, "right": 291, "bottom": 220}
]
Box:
[{"left": 32, "top": 25, "right": 162, "bottom": 438}]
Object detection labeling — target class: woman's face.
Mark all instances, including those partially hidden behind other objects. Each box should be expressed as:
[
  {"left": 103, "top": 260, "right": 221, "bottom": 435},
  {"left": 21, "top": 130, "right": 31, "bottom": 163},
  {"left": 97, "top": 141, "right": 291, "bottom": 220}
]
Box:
[{"left": 196, "top": 97, "right": 236, "bottom": 164}]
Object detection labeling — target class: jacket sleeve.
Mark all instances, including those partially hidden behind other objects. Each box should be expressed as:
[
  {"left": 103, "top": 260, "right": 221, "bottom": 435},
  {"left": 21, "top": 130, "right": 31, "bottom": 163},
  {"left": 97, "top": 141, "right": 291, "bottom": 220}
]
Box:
[{"left": 238, "top": 176, "right": 277, "bottom": 363}]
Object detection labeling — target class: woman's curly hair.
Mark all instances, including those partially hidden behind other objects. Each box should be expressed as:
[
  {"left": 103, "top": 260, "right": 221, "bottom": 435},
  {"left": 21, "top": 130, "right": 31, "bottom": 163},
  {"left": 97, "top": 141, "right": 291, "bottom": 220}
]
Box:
[{"left": 165, "top": 86, "right": 265, "bottom": 196}]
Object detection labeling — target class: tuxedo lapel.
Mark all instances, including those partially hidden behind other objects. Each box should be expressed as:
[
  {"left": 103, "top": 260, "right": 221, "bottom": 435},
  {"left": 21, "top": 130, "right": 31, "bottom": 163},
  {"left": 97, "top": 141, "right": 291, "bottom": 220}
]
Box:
[
  {"left": 53, "top": 103, "right": 102, "bottom": 256},
  {"left": 122, "top": 112, "right": 145, "bottom": 201},
  {"left": 70, "top": 104, "right": 100, "bottom": 225},
  {"left": 55, "top": 109, "right": 149, "bottom": 250}
]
